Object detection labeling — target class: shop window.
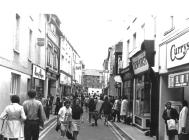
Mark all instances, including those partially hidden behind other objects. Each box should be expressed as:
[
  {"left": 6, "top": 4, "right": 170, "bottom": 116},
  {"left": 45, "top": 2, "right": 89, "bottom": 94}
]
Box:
[
  {"left": 135, "top": 74, "right": 150, "bottom": 116},
  {"left": 10, "top": 73, "right": 20, "bottom": 95}
]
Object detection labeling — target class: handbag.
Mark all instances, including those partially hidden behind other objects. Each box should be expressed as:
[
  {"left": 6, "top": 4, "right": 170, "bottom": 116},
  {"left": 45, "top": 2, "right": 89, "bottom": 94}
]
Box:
[
  {"left": 167, "top": 119, "right": 176, "bottom": 130},
  {"left": 66, "top": 130, "right": 73, "bottom": 139},
  {"left": 0, "top": 119, "right": 6, "bottom": 140},
  {"left": 55, "top": 123, "right": 61, "bottom": 132}
]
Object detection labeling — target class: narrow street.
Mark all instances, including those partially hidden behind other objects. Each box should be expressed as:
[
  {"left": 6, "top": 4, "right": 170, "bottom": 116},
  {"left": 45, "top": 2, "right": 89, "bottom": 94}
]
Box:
[{"left": 39, "top": 111, "right": 122, "bottom": 140}]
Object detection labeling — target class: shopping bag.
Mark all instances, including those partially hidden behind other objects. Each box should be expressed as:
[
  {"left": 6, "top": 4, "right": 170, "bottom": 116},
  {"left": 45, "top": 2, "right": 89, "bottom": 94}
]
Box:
[{"left": 167, "top": 119, "right": 176, "bottom": 130}]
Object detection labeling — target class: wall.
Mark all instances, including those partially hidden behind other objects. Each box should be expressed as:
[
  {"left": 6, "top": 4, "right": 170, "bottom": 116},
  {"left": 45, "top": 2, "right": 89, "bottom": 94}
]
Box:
[{"left": 0, "top": 66, "right": 30, "bottom": 113}]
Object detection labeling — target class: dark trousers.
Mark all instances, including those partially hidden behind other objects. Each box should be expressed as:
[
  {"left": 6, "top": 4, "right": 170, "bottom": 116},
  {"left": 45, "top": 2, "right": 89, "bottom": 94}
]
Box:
[
  {"left": 45, "top": 107, "right": 50, "bottom": 119},
  {"left": 113, "top": 110, "right": 120, "bottom": 122},
  {"left": 24, "top": 120, "right": 40, "bottom": 140},
  {"left": 4, "top": 138, "right": 18, "bottom": 140},
  {"left": 89, "top": 112, "right": 93, "bottom": 123}
]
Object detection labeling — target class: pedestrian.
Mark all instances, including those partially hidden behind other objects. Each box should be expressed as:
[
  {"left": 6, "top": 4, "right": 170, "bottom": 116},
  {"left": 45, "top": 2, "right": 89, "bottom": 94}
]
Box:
[
  {"left": 54, "top": 97, "right": 61, "bottom": 115},
  {"left": 0, "top": 95, "right": 26, "bottom": 140},
  {"left": 23, "top": 89, "right": 46, "bottom": 140},
  {"left": 71, "top": 98, "right": 84, "bottom": 140},
  {"left": 88, "top": 96, "right": 96, "bottom": 124},
  {"left": 120, "top": 96, "right": 129, "bottom": 124},
  {"left": 95, "top": 96, "right": 104, "bottom": 120},
  {"left": 45, "top": 96, "right": 51, "bottom": 120},
  {"left": 57, "top": 100, "right": 72, "bottom": 139},
  {"left": 112, "top": 96, "right": 121, "bottom": 122},
  {"left": 100, "top": 96, "right": 112, "bottom": 126},
  {"left": 162, "top": 101, "right": 179, "bottom": 140},
  {"left": 178, "top": 100, "right": 189, "bottom": 140}
]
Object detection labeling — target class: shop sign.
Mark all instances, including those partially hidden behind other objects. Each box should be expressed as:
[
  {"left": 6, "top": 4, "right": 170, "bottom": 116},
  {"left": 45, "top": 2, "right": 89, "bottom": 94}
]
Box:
[
  {"left": 32, "top": 65, "right": 46, "bottom": 80},
  {"left": 168, "top": 71, "right": 189, "bottom": 88},
  {"left": 167, "top": 32, "right": 189, "bottom": 69},
  {"left": 37, "top": 38, "right": 45, "bottom": 46},
  {"left": 132, "top": 51, "right": 149, "bottom": 75},
  {"left": 60, "top": 73, "right": 71, "bottom": 85}
]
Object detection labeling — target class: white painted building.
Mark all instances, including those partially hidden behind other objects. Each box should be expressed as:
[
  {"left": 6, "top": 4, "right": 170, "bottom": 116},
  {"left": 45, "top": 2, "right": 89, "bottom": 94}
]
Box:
[{"left": 0, "top": 13, "right": 46, "bottom": 113}]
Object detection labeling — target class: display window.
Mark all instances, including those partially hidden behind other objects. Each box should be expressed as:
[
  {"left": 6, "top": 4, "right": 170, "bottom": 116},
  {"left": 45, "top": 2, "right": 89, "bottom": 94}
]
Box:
[
  {"left": 123, "top": 80, "right": 133, "bottom": 114},
  {"left": 135, "top": 74, "right": 151, "bottom": 117},
  {"left": 34, "top": 79, "right": 44, "bottom": 100}
]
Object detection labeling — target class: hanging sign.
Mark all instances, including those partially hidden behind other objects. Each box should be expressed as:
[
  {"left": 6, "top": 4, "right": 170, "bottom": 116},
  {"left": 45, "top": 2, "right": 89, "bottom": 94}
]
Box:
[
  {"left": 168, "top": 71, "right": 189, "bottom": 88},
  {"left": 131, "top": 51, "right": 149, "bottom": 75}
]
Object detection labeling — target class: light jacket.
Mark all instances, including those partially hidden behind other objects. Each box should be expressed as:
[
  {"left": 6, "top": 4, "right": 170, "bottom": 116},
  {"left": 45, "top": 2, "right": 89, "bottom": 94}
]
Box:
[
  {"left": 178, "top": 106, "right": 189, "bottom": 134},
  {"left": 0, "top": 103, "right": 26, "bottom": 139}
]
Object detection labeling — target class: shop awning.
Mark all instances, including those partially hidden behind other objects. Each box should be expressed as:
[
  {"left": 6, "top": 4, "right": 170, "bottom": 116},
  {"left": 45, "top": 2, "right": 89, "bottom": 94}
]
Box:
[{"left": 114, "top": 75, "right": 122, "bottom": 83}]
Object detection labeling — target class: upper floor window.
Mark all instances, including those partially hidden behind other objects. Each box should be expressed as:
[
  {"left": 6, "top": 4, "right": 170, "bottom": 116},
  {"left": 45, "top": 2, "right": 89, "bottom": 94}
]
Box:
[
  {"left": 53, "top": 48, "right": 58, "bottom": 70},
  {"left": 141, "top": 23, "right": 145, "bottom": 41},
  {"left": 28, "top": 29, "right": 32, "bottom": 60},
  {"left": 47, "top": 43, "right": 53, "bottom": 67},
  {"left": 15, "top": 13, "right": 20, "bottom": 52},
  {"left": 50, "top": 24, "right": 56, "bottom": 34},
  {"left": 133, "top": 33, "right": 136, "bottom": 49},
  {"left": 127, "top": 39, "right": 130, "bottom": 53}
]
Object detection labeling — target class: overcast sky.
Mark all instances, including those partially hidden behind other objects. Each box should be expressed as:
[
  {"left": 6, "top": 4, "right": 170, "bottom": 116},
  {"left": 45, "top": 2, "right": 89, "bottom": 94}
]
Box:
[{"left": 2, "top": 0, "right": 188, "bottom": 70}]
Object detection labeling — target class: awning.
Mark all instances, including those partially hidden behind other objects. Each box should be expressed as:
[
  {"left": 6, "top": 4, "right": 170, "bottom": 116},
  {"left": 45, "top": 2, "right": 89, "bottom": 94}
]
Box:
[{"left": 114, "top": 75, "right": 122, "bottom": 83}]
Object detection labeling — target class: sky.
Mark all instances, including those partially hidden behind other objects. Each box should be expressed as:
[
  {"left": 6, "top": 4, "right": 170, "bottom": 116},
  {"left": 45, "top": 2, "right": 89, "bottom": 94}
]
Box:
[{"left": 2, "top": 0, "right": 189, "bottom": 70}]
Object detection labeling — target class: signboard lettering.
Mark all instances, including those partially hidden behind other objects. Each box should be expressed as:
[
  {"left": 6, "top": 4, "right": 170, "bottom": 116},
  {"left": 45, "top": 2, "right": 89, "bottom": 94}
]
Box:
[
  {"left": 167, "top": 32, "right": 189, "bottom": 68},
  {"left": 168, "top": 71, "right": 189, "bottom": 88},
  {"left": 32, "top": 65, "right": 46, "bottom": 80},
  {"left": 132, "top": 51, "right": 149, "bottom": 74}
]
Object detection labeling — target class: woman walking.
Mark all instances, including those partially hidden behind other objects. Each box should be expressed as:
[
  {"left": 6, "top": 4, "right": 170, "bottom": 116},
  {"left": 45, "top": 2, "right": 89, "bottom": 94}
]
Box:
[
  {"left": 100, "top": 96, "right": 112, "bottom": 126},
  {"left": 71, "top": 98, "right": 84, "bottom": 140},
  {"left": 0, "top": 95, "right": 26, "bottom": 140}
]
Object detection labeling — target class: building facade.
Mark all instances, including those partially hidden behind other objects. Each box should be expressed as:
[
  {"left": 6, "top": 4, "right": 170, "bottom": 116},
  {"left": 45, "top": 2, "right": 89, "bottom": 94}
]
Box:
[
  {"left": 158, "top": 16, "right": 189, "bottom": 140},
  {"left": 82, "top": 69, "right": 103, "bottom": 96},
  {"left": 0, "top": 13, "right": 47, "bottom": 113},
  {"left": 122, "top": 16, "right": 159, "bottom": 138}
]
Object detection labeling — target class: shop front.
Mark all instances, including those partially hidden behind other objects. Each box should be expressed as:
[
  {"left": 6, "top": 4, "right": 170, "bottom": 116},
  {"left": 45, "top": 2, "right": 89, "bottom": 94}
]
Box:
[
  {"left": 131, "top": 40, "right": 159, "bottom": 137},
  {"left": 46, "top": 67, "right": 59, "bottom": 101},
  {"left": 120, "top": 64, "right": 133, "bottom": 119},
  {"left": 159, "top": 29, "right": 189, "bottom": 140},
  {"left": 32, "top": 64, "right": 46, "bottom": 100},
  {"left": 60, "top": 72, "right": 71, "bottom": 98}
]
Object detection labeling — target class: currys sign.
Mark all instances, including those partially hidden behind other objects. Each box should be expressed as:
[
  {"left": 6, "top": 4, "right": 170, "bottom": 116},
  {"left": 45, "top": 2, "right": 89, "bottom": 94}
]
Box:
[{"left": 167, "top": 32, "right": 189, "bottom": 69}]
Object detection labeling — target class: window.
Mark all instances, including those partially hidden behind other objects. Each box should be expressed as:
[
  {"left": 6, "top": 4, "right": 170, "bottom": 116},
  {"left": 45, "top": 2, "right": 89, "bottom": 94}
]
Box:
[
  {"left": 50, "top": 24, "right": 56, "bottom": 34},
  {"left": 133, "top": 33, "right": 136, "bottom": 49},
  {"left": 15, "top": 14, "right": 20, "bottom": 51},
  {"left": 127, "top": 40, "right": 130, "bottom": 54},
  {"left": 53, "top": 48, "right": 58, "bottom": 70},
  {"left": 141, "top": 24, "right": 145, "bottom": 41},
  {"left": 47, "top": 43, "right": 53, "bottom": 67},
  {"left": 10, "top": 73, "right": 20, "bottom": 95},
  {"left": 28, "top": 29, "right": 32, "bottom": 60}
]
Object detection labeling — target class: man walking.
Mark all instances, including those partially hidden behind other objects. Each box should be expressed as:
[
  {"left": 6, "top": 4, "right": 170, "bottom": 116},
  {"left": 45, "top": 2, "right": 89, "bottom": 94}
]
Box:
[{"left": 23, "top": 89, "right": 46, "bottom": 140}]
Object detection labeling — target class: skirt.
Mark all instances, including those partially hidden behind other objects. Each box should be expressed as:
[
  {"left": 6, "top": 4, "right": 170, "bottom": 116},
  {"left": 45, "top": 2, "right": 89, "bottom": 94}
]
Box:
[{"left": 72, "top": 119, "right": 81, "bottom": 132}]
